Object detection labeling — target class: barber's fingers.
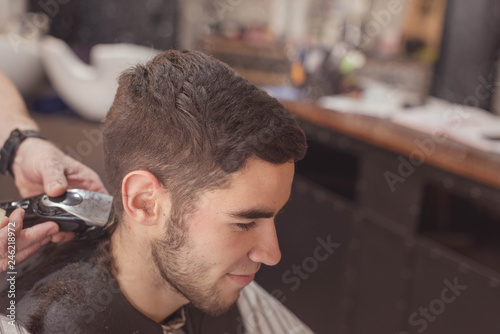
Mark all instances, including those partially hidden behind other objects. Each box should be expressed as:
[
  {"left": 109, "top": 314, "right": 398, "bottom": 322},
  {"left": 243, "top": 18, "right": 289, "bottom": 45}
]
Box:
[
  {"left": 0, "top": 209, "right": 71, "bottom": 272},
  {"left": 12, "top": 139, "right": 62, "bottom": 197},
  {"left": 0, "top": 221, "right": 74, "bottom": 271},
  {"left": 6, "top": 208, "right": 24, "bottom": 238},
  {"left": 40, "top": 154, "right": 108, "bottom": 197},
  {"left": 0, "top": 215, "right": 9, "bottom": 229},
  {"left": 49, "top": 231, "right": 75, "bottom": 243},
  {"left": 13, "top": 139, "right": 108, "bottom": 197},
  {"left": 62, "top": 156, "right": 108, "bottom": 195},
  {"left": 17, "top": 220, "right": 74, "bottom": 244},
  {"left": 18, "top": 221, "right": 59, "bottom": 248},
  {"left": 0, "top": 209, "right": 25, "bottom": 271},
  {"left": 0, "top": 215, "right": 14, "bottom": 258},
  {"left": 40, "top": 154, "right": 69, "bottom": 197},
  {"left": 5, "top": 212, "right": 59, "bottom": 255}
]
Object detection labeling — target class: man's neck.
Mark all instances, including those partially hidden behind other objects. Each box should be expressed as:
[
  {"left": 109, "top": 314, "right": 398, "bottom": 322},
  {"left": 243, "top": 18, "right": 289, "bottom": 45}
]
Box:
[{"left": 110, "top": 227, "right": 189, "bottom": 322}]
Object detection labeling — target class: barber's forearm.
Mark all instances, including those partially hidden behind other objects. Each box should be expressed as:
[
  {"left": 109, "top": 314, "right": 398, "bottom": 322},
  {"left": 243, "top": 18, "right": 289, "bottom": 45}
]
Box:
[{"left": 0, "top": 70, "right": 40, "bottom": 145}]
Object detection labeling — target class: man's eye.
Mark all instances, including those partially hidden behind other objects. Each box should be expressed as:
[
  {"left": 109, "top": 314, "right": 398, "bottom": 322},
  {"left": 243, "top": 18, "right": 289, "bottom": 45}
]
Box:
[{"left": 235, "top": 222, "right": 256, "bottom": 231}]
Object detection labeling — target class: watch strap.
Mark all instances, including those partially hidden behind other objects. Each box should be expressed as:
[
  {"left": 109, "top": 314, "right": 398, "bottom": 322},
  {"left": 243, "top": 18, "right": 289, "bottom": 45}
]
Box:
[{"left": 0, "top": 129, "right": 46, "bottom": 176}]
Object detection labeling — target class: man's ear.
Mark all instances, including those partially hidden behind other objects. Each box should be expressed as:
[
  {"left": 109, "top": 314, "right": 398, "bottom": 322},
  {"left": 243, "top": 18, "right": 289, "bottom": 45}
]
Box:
[{"left": 121, "top": 171, "right": 169, "bottom": 226}]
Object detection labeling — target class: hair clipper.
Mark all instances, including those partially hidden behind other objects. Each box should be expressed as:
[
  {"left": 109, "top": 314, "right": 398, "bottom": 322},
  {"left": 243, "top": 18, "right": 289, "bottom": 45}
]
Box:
[{"left": 0, "top": 189, "right": 115, "bottom": 239}]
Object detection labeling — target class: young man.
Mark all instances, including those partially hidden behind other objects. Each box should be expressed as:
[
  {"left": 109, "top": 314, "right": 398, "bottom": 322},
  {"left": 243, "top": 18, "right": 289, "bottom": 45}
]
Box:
[{"left": 1, "top": 50, "right": 311, "bottom": 333}]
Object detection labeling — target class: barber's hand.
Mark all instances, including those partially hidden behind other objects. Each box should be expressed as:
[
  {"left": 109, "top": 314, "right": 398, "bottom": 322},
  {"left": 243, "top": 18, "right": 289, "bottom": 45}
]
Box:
[
  {"left": 0, "top": 208, "right": 55, "bottom": 272},
  {"left": 7, "top": 138, "right": 108, "bottom": 251},
  {"left": 12, "top": 137, "right": 107, "bottom": 197}
]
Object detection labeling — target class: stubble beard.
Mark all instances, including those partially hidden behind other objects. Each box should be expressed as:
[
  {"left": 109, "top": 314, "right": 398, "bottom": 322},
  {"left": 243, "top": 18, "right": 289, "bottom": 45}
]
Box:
[{"left": 151, "top": 216, "right": 238, "bottom": 316}]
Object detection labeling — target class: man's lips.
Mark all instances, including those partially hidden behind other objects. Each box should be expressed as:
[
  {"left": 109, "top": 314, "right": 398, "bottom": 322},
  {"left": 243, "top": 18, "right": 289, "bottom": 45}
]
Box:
[{"left": 226, "top": 273, "right": 256, "bottom": 287}]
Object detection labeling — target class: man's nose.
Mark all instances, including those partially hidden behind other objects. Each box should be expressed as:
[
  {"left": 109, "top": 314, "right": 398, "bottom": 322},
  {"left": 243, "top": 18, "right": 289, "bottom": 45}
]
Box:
[{"left": 248, "top": 221, "right": 281, "bottom": 266}]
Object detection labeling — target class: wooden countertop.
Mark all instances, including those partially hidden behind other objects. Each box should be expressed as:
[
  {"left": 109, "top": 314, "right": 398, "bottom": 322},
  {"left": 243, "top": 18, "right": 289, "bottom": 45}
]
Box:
[{"left": 283, "top": 101, "right": 500, "bottom": 190}]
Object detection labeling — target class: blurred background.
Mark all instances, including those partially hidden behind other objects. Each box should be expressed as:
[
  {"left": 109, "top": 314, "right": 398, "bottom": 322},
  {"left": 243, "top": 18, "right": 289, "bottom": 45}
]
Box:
[{"left": 1, "top": 0, "right": 500, "bottom": 333}]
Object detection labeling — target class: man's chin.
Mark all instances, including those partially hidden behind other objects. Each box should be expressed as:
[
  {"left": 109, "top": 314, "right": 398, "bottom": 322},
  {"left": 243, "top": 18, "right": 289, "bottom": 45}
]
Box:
[
  {"left": 192, "top": 291, "right": 241, "bottom": 317},
  {"left": 200, "top": 302, "right": 238, "bottom": 317}
]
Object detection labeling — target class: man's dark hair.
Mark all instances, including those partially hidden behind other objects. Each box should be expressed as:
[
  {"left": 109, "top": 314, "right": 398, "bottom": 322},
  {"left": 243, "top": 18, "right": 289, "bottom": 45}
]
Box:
[{"left": 103, "top": 50, "right": 307, "bottom": 220}]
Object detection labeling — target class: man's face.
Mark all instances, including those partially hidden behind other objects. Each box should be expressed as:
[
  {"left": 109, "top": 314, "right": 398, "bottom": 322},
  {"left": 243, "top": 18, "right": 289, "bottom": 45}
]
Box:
[{"left": 151, "top": 158, "right": 295, "bottom": 316}]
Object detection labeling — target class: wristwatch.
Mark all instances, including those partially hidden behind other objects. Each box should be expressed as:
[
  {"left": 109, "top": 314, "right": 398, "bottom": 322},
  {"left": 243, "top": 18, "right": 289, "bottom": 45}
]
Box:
[{"left": 0, "top": 129, "right": 46, "bottom": 176}]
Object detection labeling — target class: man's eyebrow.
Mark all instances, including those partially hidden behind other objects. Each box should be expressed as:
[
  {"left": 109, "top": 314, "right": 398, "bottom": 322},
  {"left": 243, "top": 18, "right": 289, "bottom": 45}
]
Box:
[
  {"left": 229, "top": 208, "right": 275, "bottom": 220},
  {"left": 229, "top": 200, "right": 291, "bottom": 220}
]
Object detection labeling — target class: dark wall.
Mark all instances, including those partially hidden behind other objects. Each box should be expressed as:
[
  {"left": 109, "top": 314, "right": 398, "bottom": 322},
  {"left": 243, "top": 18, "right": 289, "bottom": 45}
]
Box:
[
  {"left": 431, "top": 0, "right": 500, "bottom": 111},
  {"left": 29, "top": 0, "right": 178, "bottom": 59}
]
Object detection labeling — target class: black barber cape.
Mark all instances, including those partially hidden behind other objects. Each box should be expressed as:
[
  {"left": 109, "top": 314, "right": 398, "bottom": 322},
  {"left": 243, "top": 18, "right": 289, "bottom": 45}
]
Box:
[{"left": 0, "top": 235, "right": 242, "bottom": 334}]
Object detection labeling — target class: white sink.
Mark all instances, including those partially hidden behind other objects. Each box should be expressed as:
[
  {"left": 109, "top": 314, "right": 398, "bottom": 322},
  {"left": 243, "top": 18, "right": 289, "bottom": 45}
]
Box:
[{"left": 40, "top": 36, "right": 160, "bottom": 121}]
